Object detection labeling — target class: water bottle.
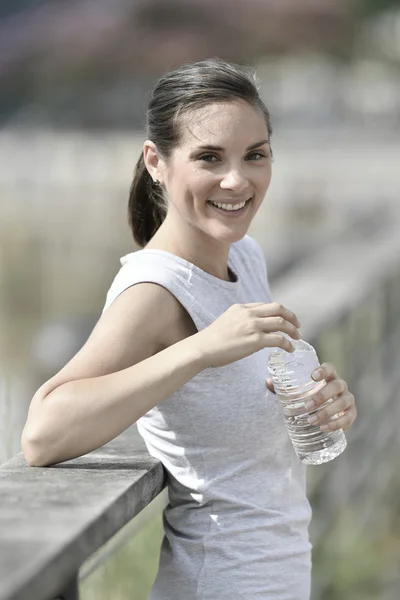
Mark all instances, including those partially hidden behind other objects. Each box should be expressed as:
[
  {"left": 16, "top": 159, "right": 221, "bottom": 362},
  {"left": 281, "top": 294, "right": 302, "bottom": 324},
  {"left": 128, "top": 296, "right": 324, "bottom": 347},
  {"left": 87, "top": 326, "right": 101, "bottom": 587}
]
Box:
[{"left": 267, "top": 337, "right": 347, "bottom": 465}]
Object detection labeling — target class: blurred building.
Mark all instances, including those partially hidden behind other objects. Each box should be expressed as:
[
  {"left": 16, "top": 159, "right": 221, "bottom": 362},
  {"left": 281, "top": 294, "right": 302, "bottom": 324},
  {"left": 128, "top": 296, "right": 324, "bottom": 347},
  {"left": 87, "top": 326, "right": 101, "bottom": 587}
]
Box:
[{"left": 0, "top": 0, "right": 353, "bottom": 128}]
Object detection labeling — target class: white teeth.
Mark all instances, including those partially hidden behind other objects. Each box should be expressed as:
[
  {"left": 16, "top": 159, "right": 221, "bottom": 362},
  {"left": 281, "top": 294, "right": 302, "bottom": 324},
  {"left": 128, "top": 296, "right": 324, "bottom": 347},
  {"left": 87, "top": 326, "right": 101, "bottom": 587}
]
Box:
[{"left": 209, "top": 200, "right": 248, "bottom": 211}]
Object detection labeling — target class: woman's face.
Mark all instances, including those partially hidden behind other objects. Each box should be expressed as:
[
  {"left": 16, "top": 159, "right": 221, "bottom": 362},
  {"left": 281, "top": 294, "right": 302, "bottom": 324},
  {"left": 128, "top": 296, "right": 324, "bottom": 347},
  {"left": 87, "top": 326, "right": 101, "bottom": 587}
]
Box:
[{"left": 160, "top": 99, "right": 272, "bottom": 244}]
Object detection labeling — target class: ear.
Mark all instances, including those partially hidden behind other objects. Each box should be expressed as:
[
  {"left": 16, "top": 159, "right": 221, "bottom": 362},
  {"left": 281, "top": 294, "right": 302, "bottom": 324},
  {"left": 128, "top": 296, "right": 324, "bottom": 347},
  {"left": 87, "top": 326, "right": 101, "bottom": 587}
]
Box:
[{"left": 143, "top": 140, "right": 165, "bottom": 184}]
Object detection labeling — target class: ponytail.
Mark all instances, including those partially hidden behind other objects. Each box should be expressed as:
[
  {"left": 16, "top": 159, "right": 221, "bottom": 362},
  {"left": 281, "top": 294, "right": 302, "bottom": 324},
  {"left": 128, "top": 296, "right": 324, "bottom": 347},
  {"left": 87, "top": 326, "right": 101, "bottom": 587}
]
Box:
[{"left": 128, "top": 152, "right": 167, "bottom": 248}]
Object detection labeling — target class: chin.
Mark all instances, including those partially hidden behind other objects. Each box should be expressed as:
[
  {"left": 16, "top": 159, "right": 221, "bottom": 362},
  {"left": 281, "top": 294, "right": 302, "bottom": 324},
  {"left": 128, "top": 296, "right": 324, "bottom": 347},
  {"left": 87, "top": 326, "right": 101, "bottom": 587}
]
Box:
[{"left": 207, "top": 224, "right": 249, "bottom": 245}]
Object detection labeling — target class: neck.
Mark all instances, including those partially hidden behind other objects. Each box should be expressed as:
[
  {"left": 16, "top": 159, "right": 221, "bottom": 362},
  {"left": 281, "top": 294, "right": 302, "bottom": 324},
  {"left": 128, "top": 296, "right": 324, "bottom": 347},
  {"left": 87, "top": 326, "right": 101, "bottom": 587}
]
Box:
[{"left": 145, "top": 219, "right": 232, "bottom": 281}]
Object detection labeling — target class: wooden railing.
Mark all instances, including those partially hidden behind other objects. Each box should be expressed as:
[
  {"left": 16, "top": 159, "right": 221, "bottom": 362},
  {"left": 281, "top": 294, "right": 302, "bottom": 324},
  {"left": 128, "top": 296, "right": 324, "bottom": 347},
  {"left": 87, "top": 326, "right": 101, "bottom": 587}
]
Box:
[{"left": 1, "top": 213, "right": 400, "bottom": 600}]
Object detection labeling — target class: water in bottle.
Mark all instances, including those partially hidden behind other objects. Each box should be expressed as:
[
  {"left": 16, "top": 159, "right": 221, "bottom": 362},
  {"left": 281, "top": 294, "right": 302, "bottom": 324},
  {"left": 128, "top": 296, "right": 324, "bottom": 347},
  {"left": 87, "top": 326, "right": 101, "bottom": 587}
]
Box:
[{"left": 267, "top": 338, "right": 347, "bottom": 465}]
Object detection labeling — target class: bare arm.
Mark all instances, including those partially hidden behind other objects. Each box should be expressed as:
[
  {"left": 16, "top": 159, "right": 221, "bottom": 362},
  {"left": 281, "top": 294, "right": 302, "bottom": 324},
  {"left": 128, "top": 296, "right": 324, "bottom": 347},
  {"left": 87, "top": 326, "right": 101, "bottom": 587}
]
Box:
[{"left": 21, "top": 283, "right": 205, "bottom": 467}]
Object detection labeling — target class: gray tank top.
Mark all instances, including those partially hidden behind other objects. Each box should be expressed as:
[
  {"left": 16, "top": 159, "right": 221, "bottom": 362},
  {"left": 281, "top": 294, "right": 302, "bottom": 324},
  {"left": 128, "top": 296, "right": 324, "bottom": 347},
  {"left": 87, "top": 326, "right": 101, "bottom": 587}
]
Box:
[{"left": 102, "top": 234, "right": 312, "bottom": 600}]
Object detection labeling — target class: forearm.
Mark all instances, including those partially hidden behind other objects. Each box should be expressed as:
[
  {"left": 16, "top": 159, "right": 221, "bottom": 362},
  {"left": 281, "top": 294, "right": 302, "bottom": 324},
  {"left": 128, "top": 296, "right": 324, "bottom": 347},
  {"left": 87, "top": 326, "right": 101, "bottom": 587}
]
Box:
[{"left": 22, "top": 335, "right": 205, "bottom": 467}]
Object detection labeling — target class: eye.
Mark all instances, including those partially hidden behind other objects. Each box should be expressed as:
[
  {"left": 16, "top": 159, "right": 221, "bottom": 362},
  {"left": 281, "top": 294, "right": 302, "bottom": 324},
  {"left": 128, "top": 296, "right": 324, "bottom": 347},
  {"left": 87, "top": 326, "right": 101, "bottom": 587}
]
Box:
[
  {"left": 198, "top": 154, "right": 219, "bottom": 163},
  {"left": 246, "top": 151, "right": 267, "bottom": 161}
]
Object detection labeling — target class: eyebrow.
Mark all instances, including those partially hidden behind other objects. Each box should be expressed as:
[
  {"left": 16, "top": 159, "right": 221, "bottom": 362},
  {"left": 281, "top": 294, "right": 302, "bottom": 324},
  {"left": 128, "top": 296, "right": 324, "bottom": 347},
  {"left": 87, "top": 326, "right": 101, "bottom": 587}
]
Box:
[{"left": 195, "top": 139, "right": 269, "bottom": 152}]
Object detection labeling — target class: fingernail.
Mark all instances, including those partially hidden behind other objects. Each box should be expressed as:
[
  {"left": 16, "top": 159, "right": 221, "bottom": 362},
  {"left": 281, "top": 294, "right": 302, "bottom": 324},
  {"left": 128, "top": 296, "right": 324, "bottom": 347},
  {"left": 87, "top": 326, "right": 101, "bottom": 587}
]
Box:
[
  {"left": 312, "top": 369, "right": 322, "bottom": 381},
  {"left": 305, "top": 400, "right": 316, "bottom": 411},
  {"left": 308, "top": 415, "right": 318, "bottom": 424},
  {"left": 320, "top": 424, "right": 330, "bottom": 431}
]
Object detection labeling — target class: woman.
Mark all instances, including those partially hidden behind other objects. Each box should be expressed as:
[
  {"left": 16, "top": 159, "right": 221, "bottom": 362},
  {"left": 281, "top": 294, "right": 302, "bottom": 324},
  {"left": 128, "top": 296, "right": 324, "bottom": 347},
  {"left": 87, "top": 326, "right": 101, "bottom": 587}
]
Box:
[{"left": 22, "top": 58, "right": 357, "bottom": 599}]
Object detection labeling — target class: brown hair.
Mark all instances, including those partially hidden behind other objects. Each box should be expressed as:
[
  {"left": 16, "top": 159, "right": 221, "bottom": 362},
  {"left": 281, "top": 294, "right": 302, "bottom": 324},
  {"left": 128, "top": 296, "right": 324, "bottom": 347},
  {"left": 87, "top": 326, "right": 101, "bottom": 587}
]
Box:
[{"left": 128, "top": 58, "right": 273, "bottom": 247}]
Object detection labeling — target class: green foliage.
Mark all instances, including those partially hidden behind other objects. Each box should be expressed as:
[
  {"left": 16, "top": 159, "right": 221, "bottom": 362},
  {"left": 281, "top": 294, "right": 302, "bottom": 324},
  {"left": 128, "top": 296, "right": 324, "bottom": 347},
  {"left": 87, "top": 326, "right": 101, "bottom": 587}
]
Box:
[
  {"left": 350, "top": 0, "right": 400, "bottom": 18},
  {"left": 312, "top": 510, "right": 384, "bottom": 599},
  {"left": 80, "top": 512, "right": 164, "bottom": 600}
]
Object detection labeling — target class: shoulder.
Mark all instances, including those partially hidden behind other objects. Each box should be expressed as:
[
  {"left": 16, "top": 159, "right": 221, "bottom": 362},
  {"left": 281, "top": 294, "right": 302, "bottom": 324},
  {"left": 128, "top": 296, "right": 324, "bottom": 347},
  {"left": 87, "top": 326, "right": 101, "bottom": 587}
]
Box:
[
  {"left": 232, "top": 235, "right": 268, "bottom": 274},
  {"left": 232, "top": 234, "right": 262, "bottom": 254},
  {"left": 103, "top": 280, "right": 184, "bottom": 355},
  {"left": 231, "top": 235, "right": 271, "bottom": 300},
  {"left": 110, "top": 274, "right": 197, "bottom": 351},
  {"left": 240, "top": 234, "right": 264, "bottom": 255},
  {"left": 103, "top": 249, "right": 190, "bottom": 314},
  {"left": 103, "top": 251, "right": 197, "bottom": 351}
]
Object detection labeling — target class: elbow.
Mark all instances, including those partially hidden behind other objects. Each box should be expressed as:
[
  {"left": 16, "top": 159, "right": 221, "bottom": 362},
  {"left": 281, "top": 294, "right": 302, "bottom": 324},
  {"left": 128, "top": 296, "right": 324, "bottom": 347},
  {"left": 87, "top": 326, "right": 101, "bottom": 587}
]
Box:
[{"left": 21, "top": 427, "right": 50, "bottom": 467}]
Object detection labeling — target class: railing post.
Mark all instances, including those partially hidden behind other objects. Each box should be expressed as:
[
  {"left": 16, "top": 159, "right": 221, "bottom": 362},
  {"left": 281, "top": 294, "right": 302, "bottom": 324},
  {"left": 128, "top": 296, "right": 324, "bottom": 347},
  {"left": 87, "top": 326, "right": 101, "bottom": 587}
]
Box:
[{"left": 54, "top": 574, "right": 79, "bottom": 600}]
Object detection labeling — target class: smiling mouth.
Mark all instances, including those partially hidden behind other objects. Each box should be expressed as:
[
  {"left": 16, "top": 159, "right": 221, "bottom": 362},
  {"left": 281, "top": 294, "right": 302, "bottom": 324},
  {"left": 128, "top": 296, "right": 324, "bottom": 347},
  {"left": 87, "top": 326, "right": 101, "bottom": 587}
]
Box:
[{"left": 207, "top": 198, "right": 252, "bottom": 213}]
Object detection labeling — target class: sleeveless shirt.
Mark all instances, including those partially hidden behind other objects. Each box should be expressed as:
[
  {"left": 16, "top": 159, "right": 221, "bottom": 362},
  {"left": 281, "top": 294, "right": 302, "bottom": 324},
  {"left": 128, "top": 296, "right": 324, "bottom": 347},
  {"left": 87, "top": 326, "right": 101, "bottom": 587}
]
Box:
[{"left": 102, "top": 234, "right": 313, "bottom": 600}]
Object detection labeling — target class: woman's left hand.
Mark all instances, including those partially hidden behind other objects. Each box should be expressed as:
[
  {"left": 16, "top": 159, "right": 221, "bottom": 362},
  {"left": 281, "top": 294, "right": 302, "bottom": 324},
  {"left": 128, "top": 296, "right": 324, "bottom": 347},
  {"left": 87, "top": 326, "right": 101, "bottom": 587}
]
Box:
[{"left": 266, "top": 362, "right": 357, "bottom": 432}]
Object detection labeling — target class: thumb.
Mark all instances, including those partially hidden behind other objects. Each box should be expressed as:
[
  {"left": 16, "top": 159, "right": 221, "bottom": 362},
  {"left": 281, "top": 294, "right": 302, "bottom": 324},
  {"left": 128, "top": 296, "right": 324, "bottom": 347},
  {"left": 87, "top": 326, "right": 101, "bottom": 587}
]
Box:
[{"left": 266, "top": 378, "right": 275, "bottom": 394}]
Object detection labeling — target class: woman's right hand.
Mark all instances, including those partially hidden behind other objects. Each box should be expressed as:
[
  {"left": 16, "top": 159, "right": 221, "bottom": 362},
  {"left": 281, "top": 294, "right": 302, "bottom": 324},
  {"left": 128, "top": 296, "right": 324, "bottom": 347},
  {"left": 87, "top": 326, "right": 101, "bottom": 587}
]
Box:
[{"left": 195, "top": 302, "right": 302, "bottom": 369}]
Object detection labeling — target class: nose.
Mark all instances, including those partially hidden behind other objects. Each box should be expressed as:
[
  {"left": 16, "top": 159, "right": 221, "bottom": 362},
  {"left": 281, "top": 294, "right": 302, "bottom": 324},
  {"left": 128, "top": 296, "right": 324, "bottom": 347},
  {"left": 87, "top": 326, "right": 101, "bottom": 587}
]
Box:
[{"left": 220, "top": 167, "right": 249, "bottom": 194}]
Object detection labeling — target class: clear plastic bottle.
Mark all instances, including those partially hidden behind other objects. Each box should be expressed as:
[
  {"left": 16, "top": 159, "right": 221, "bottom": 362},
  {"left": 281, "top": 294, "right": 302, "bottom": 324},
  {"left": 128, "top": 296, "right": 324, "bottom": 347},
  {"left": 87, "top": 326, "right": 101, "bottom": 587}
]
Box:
[{"left": 267, "top": 337, "right": 347, "bottom": 465}]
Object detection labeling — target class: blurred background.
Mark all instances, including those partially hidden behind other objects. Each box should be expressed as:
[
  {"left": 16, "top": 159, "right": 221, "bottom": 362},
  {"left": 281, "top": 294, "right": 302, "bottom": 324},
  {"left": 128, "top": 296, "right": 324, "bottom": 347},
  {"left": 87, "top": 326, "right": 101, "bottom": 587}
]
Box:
[{"left": 1, "top": 1, "right": 400, "bottom": 599}]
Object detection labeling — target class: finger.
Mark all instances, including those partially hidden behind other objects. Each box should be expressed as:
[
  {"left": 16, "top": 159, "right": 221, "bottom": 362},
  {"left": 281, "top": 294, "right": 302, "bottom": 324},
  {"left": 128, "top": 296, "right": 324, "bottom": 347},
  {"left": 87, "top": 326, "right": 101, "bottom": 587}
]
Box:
[
  {"left": 312, "top": 362, "right": 338, "bottom": 383},
  {"left": 249, "top": 302, "right": 301, "bottom": 329},
  {"left": 266, "top": 378, "right": 275, "bottom": 393},
  {"left": 307, "top": 393, "right": 354, "bottom": 427},
  {"left": 320, "top": 406, "right": 357, "bottom": 432},
  {"left": 266, "top": 333, "right": 296, "bottom": 353},
  {"left": 260, "top": 316, "right": 301, "bottom": 341},
  {"left": 304, "top": 379, "right": 347, "bottom": 411},
  {"left": 242, "top": 302, "right": 265, "bottom": 308}
]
